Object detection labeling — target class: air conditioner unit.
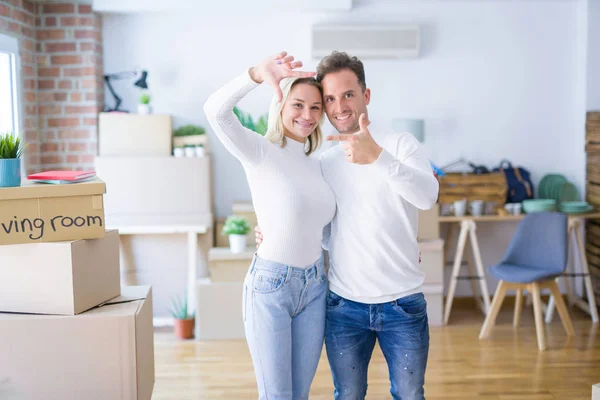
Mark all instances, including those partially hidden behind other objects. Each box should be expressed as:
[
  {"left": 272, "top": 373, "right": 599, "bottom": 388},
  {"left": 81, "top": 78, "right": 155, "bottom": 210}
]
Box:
[{"left": 311, "top": 24, "right": 420, "bottom": 59}]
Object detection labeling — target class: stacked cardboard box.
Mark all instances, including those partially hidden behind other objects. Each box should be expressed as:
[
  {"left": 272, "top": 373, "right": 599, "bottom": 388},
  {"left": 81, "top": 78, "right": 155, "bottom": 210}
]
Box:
[
  {"left": 96, "top": 112, "right": 213, "bottom": 227},
  {"left": 197, "top": 202, "right": 254, "bottom": 340},
  {"left": 95, "top": 113, "right": 213, "bottom": 326},
  {"left": 0, "top": 178, "right": 155, "bottom": 399}
]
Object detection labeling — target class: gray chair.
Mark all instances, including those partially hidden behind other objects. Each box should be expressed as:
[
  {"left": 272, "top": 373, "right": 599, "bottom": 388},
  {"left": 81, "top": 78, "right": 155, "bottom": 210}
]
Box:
[{"left": 479, "top": 212, "right": 575, "bottom": 351}]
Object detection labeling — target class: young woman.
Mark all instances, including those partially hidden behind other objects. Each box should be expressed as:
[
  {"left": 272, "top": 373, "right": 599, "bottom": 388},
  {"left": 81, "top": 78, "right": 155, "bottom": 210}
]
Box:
[{"left": 204, "top": 52, "right": 335, "bottom": 399}]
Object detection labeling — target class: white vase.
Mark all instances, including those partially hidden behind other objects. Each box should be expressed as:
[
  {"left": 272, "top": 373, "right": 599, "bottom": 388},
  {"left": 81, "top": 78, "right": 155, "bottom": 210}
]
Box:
[
  {"left": 138, "top": 104, "right": 151, "bottom": 114},
  {"left": 184, "top": 147, "right": 195, "bottom": 157},
  {"left": 195, "top": 146, "right": 205, "bottom": 157},
  {"left": 229, "top": 234, "right": 247, "bottom": 254}
]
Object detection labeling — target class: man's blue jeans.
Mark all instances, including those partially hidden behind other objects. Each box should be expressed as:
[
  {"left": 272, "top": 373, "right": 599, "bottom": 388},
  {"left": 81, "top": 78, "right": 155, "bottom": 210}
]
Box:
[{"left": 325, "top": 291, "right": 429, "bottom": 400}]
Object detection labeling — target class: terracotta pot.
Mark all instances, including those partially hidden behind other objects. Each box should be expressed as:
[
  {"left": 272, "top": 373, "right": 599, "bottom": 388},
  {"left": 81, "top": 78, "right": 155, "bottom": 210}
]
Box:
[{"left": 174, "top": 318, "right": 195, "bottom": 339}]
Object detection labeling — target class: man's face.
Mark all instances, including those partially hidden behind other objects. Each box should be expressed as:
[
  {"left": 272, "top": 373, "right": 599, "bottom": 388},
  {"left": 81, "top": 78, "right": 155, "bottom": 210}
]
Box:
[{"left": 321, "top": 69, "right": 370, "bottom": 134}]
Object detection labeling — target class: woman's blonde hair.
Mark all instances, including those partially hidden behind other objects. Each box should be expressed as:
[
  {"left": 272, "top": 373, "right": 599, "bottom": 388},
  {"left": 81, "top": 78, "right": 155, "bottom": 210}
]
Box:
[{"left": 264, "top": 77, "right": 324, "bottom": 156}]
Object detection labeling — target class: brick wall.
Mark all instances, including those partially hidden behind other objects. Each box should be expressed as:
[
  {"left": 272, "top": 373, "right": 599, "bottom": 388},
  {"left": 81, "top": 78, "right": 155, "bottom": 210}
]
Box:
[{"left": 0, "top": 0, "right": 103, "bottom": 174}]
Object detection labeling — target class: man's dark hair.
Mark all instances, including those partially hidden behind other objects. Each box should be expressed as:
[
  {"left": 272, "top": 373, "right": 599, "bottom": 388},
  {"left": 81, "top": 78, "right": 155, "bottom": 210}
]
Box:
[{"left": 316, "top": 51, "right": 366, "bottom": 92}]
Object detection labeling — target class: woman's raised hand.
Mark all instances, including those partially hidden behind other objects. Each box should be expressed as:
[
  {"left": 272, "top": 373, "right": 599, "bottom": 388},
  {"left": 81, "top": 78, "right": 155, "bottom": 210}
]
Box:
[{"left": 249, "top": 51, "right": 316, "bottom": 102}]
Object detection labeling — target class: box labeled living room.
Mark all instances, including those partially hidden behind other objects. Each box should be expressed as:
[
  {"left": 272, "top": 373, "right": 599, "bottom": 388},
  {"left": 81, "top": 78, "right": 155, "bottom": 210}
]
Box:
[{"left": 0, "top": 177, "right": 106, "bottom": 246}]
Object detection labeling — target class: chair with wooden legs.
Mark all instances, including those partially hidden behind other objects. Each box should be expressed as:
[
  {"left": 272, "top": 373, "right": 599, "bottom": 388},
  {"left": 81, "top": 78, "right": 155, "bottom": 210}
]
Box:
[{"left": 479, "top": 212, "right": 575, "bottom": 351}]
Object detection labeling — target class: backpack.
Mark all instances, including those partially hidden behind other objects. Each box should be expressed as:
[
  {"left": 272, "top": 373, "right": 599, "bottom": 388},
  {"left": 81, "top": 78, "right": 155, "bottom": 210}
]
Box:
[{"left": 494, "top": 160, "right": 534, "bottom": 203}]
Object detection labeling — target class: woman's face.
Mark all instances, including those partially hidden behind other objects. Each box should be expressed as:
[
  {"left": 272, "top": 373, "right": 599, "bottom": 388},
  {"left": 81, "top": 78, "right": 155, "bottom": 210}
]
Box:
[{"left": 281, "top": 83, "right": 323, "bottom": 143}]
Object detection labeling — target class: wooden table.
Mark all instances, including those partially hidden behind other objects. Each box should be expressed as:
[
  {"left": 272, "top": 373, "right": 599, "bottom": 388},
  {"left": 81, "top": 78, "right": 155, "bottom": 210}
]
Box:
[{"left": 439, "top": 213, "right": 600, "bottom": 325}]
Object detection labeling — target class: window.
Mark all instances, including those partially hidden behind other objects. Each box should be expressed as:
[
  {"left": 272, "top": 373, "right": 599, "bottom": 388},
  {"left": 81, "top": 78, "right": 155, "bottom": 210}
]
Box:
[{"left": 0, "top": 33, "right": 20, "bottom": 136}]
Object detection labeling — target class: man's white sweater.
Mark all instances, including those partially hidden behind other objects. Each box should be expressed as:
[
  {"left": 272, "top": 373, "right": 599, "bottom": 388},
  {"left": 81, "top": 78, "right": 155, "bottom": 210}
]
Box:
[{"left": 320, "top": 129, "right": 439, "bottom": 304}]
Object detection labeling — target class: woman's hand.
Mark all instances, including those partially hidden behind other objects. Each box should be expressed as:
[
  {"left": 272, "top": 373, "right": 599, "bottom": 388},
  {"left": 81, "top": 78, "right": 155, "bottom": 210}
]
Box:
[
  {"left": 249, "top": 51, "right": 316, "bottom": 102},
  {"left": 255, "top": 225, "right": 263, "bottom": 249}
]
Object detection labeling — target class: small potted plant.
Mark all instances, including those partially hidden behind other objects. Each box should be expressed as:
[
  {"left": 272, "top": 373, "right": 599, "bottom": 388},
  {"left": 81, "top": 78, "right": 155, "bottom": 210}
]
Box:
[
  {"left": 173, "top": 124, "right": 207, "bottom": 148},
  {"left": 138, "top": 93, "right": 151, "bottom": 114},
  {"left": 194, "top": 144, "right": 205, "bottom": 157},
  {"left": 170, "top": 293, "right": 195, "bottom": 339},
  {"left": 222, "top": 215, "right": 251, "bottom": 253},
  {"left": 173, "top": 146, "right": 185, "bottom": 157},
  {"left": 233, "top": 106, "right": 268, "bottom": 136},
  {"left": 184, "top": 144, "right": 195, "bottom": 158},
  {"left": 0, "top": 132, "right": 27, "bottom": 188}
]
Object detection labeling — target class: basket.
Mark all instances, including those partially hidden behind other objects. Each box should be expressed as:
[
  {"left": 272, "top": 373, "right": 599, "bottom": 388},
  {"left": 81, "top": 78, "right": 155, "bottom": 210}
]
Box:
[{"left": 437, "top": 172, "right": 507, "bottom": 209}]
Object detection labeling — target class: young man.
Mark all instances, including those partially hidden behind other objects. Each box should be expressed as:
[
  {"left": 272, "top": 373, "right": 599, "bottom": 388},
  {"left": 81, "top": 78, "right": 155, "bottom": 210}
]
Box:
[
  {"left": 316, "top": 51, "right": 438, "bottom": 400},
  {"left": 256, "top": 51, "right": 439, "bottom": 399}
]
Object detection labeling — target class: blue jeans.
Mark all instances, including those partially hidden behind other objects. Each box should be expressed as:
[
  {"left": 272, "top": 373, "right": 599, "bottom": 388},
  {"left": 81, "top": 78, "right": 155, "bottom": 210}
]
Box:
[
  {"left": 243, "top": 254, "right": 327, "bottom": 400},
  {"left": 325, "top": 291, "right": 429, "bottom": 400}
]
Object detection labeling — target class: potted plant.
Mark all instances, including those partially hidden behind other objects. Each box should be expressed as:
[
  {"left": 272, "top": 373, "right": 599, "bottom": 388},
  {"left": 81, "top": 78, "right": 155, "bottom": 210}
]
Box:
[
  {"left": 138, "top": 93, "right": 151, "bottom": 114},
  {"left": 173, "top": 124, "right": 207, "bottom": 148},
  {"left": 173, "top": 146, "right": 185, "bottom": 157},
  {"left": 233, "top": 106, "right": 268, "bottom": 136},
  {"left": 222, "top": 215, "right": 251, "bottom": 253},
  {"left": 170, "top": 293, "right": 195, "bottom": 339},
  {"left": 0, "top": 132, "right": 27, "bottom": 188},
  {"left": 194, "top": 144, "right": 205, "bottom": 157},
  {"left": 184, "top": 144, "right": 195, "bottom": 157}
]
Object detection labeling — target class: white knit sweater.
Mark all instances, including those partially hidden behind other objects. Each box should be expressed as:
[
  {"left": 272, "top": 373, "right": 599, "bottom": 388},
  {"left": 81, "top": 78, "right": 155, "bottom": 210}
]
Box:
[
  {"left": 204, "top": 71, "right": 336, "bottom": 267},
  {"left": 320, "top": 129, "right": 439, "bottom": 303}
]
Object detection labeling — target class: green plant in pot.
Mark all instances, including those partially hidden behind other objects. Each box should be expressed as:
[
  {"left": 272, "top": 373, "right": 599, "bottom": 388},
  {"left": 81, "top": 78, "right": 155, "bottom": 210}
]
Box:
[
  {"left": 0, "top": 132, "right": 27, "bottom": 188},
  {"left": 222, "top": 215, "right": 251, "bottom": 253},
  {"left": 173, "top": 124, "right": 206, "bottom": 148},
  {"left": 138, "top": 92, "right": 151, "bottom": 114},
  {"left": 233, "top": 107, "right": 268, "bottom": 136},
  {"left": 170, "top": 293, "right": 195, "bottom": 339}
]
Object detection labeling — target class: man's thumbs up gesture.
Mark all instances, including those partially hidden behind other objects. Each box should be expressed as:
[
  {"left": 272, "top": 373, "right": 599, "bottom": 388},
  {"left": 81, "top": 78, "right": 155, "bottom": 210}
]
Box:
[{"left": 326, "top": 114, "right": 383, "bottom": 165}]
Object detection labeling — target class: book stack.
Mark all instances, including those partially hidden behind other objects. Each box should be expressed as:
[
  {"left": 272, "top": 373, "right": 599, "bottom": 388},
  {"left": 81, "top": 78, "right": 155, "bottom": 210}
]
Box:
[{"left": 27, "top": 169, "right": 97, "bottom": 184}]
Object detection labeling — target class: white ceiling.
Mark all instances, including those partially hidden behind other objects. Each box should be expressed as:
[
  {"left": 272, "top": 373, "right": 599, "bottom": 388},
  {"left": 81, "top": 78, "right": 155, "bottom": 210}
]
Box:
[{"left": 92, "top": 0, "right": 353, "bottom": 14}]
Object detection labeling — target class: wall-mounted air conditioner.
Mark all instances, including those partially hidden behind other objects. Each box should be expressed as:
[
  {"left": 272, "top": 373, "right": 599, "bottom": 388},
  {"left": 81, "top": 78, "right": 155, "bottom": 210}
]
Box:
[{"left": 311, "top": 24, "right": 420, "bottom": 59}]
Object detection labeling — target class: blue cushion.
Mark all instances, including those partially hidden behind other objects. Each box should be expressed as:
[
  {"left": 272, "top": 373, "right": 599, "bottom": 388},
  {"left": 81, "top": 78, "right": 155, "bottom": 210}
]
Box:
[{"left": 489, "top": 262, "right": 562, "bottom": 283}]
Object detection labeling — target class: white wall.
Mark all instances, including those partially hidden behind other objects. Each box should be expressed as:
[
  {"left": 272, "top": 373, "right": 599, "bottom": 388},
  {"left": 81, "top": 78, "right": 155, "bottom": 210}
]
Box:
[
  {"left": 103, "top": 0, "right": 588, "bottom": 217},
  {"left": 101, "top": 0, "right": 591, "bottom": 307},
  {"left": 587, "top": 0, "right": 600, "bottom": 110}
]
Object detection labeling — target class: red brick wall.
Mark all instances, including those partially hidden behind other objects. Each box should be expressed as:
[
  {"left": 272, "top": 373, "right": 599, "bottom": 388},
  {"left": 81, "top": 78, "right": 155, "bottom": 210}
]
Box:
[{"left": 0, "top": 1, "right": 103, "bottom": 174}]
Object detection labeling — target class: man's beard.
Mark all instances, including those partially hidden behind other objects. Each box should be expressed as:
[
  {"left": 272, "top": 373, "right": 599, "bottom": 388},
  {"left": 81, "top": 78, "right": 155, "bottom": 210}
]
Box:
[
  {"left": 331, "top": 118, "right": 359, "bottom": 134},
  {"left": 336, "top": 125, "right": 360, "bottom": 133}
]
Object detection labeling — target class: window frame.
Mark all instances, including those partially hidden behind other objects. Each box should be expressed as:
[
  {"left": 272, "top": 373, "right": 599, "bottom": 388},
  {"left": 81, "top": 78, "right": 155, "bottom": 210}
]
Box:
[{"left": 0, "top": 33, "right": 22, "bottom": 138}]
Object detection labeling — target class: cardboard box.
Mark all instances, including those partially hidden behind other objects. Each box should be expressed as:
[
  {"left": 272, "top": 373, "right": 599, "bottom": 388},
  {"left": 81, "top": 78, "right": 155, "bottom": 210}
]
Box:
[
  {"left": 423, "top": 284, "right": 443, "bottom": 326},
  {"left": 122, "top": 269, "right": 188, "bottom": 318},
  {"left": 0, "top": 286, "right": 154, "bottom": 400},
  {"left": 419, "top": 238, "right": 444, "bottom": 285},
  {"left": 208, "top": 246, "right": 254, "bottom": 282},
  {"left": 215, "top": 218, "right": 229, "bottom": 247},
  {"left": 0, "top": 178, "right": 106, "bottom": 245},
  {"left": 95, "top": 156, "right": 212, "bottom": 226},
  {"left": 196, "top": 278, "right": 245, "bottom": 339},
  {"left": 232, "top": 201, "right": 258, "bottom": 231},
  {"left": 99, "top": 112, "right": 172, "bottom": 156},
  {"left": 0, "top": 230, "right": 121, "bottom": 315},
  {"left": 418, "top": 204, "right": 440, "bottom": 240}
]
